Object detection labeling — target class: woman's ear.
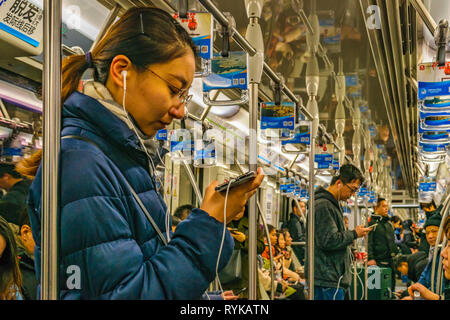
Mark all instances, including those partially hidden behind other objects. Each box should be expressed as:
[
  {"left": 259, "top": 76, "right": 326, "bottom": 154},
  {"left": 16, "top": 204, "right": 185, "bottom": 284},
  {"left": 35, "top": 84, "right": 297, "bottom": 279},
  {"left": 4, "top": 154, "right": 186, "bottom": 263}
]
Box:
[
  {"left": 20, "top": 224, "right": 31, "bottom": 237},
  {"left": 108, "top": 55, "right": 133, "bottom": 90}
]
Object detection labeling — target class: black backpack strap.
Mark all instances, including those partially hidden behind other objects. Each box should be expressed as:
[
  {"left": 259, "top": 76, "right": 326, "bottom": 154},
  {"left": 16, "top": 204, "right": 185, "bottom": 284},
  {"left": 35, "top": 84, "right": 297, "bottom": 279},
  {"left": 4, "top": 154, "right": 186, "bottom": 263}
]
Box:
[{"left": 62, "top": 135, "right": 168, "bottom": 246}]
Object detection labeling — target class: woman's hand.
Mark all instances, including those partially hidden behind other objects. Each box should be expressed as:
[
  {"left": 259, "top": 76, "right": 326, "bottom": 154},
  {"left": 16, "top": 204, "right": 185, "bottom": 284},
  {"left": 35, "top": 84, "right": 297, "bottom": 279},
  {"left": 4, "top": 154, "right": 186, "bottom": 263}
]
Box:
[
  {"left": 222, "top": 290, "right": 239, "bottom": 300},
  {"left": 200, "top": 168, "right": 265, "bottom": 224},
  {"left": 229, "top": 230, "right": 246, "bottom": 243}
]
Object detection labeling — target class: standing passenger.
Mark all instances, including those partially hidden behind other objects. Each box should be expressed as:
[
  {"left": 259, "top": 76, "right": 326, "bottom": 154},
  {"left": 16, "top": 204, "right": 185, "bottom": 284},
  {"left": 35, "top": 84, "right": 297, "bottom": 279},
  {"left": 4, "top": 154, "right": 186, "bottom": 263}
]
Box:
[
  {"left": 23, "top": 7, "right": 264, "bottom": 299},
  {"left": 286, "top": 199, "right": 307, "bottom": 265},
  {"left": 306, "top": 164, "right": 372, "bottom": 300},
  {"left": 367, "top": 198, "right": 399, "bottom": 293}
]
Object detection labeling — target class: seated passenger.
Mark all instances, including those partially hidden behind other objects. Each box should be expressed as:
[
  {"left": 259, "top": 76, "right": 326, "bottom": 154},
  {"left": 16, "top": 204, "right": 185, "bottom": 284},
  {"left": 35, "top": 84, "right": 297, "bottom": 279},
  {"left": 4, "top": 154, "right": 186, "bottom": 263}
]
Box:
[
  {"left": 276, "top": 231, "right": 301, "bottom": 283},
  {"left": 262, "top": 224, "right": 278, "bottom": 262},
  {"left": 413, "top": 214, "right": 443, "bottom": 290},
  {"left": 281, "top": 228, "right": 303, "bottom": 275},
  {"left": 8, "top": 211, "right": 38, "bottom": 300},
  {"left": 222, "top": 205, "right": 265, "bottom": 299},
  {"left": 0, "top": 163, "right": 31, "bottom": 226},
  {"left": 402, "top": 220, "right": 419, "bottom": 250},
  {"left": 0, "top": 216, "right": 23, "bottom": 300},
  {"left": 395, "top": 252, "right": 428, "bottom": 283},
  {"left": 391, "top": 215, "right": 411, "bottom": 254},
  {"left": 405, "top": 216, "right": 450, "bottom": 300}
]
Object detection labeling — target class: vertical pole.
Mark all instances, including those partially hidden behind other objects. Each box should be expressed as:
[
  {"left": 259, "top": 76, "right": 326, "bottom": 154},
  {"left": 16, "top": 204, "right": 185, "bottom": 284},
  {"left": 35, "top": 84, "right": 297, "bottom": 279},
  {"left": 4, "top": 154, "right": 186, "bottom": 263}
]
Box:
[
  {"left": 307, "top": 137, "right": 315, "bottom": 300},
  {"left": 41, "top": 0, "right": 62, "bottom": 300},
  {"left": 364, "top": 203, "right": 369, "bottom": 300},
  {"left": 245, "top": 0, "right": 264, "bottom": 300},
  {"left": 353, "top": 200, "right": 358, "bottom": 300},
  {"left": 248, "top": 82, "right": 259, "bottom": 299}
]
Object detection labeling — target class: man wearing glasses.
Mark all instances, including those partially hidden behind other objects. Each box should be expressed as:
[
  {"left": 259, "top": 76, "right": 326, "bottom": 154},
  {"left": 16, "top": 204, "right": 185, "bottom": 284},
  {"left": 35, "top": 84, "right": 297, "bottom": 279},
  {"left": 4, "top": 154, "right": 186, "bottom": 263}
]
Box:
[{"left": 306, "top": 164, "right": 373, "bottom": 300}]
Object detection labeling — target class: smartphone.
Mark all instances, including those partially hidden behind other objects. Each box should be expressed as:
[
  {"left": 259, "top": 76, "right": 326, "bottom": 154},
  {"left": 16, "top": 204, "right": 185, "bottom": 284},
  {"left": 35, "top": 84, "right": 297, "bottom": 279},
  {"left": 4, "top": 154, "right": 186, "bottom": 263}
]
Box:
[
  {"left": 234, "top": 287, "right": 247, "bottom": 295},
  {"left": 215, "top": 171, "right": 257, "bottom": 192},
  {"left": 368, "top": 223, "right": 378, "bottom": 229}
]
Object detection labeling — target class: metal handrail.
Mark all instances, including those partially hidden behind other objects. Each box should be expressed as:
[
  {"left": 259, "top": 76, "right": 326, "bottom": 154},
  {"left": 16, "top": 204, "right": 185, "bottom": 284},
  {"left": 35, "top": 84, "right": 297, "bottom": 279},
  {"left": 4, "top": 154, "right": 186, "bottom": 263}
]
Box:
[
  {"left": 409, "top": 0, "right": 438, "bottom": 36},
  {"left": 196, "top": 0, "right": 313, "bottom": 122},
  {"left": 431, "top": 192, "right": 450, "bottom": 292}
]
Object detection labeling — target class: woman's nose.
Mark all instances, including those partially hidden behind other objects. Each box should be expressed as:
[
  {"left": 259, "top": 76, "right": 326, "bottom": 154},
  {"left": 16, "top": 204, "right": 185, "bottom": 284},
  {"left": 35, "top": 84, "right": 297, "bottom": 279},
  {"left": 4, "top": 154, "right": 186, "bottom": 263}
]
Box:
[{"left": 169, "top": 102, "right": 185, "bottom": 120}]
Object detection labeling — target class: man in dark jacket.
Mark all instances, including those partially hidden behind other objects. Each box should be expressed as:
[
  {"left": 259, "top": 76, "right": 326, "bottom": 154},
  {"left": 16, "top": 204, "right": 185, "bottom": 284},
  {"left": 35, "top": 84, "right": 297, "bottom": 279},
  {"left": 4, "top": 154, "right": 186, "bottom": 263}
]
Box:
[
  {"left": 0, "top": 163, "right": 31, "bottom": 226},
  {"left": 306, "top": 164, "right": 373, "bottom": 300},
  {"left": 286, "top": 199, "right": 306, "bottom": 265},
  {"left": 367, "top": 198, "right": 399, "bottom": 293}
]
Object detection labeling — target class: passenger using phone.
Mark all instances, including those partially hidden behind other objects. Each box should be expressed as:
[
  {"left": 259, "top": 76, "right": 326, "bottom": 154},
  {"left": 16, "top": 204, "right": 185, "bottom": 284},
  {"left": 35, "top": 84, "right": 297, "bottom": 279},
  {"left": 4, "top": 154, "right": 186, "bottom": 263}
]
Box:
[
  {"left": 21, "top": 7, "right": 264, "bottom": 299},
  {"left": 367, "top": 198, "right": 399, "bottom": 293},
  {"left": 306, "top": 164, "right": 372, "bottom": 300}
]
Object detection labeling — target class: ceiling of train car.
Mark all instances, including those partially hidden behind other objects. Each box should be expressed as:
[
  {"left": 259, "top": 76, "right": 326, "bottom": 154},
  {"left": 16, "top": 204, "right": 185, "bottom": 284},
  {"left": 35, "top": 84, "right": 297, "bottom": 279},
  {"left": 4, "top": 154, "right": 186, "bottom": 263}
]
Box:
[
  {"left": 5, "top": 0, "right": 449, "bottom": 197},
  {"left": 196, "top": 0, "right": 404, "bottom": 188}
]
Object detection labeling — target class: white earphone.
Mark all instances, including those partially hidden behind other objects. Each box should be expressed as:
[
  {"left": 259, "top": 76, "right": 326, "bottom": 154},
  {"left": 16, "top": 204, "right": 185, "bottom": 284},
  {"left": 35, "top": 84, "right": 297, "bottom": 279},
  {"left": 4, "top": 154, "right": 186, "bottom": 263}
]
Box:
[{"left": 122, "top": 70, "right": 127, "bottom": 92}]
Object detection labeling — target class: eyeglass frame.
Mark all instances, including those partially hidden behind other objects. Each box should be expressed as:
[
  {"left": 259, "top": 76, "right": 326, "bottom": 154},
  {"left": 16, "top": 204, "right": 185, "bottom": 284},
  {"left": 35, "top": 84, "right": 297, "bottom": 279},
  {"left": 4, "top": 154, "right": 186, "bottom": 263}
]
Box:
[
  {"left": 147, "top": 68, "right": 192, "bottom": 105},
  {"left": 344, "top": 182, "right": 359, "bottom": 194}
]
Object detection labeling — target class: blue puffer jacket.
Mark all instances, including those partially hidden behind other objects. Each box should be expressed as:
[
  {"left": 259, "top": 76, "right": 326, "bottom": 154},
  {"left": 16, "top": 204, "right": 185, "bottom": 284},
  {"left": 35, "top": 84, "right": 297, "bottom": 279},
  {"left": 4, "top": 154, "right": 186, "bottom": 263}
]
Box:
[{"left": 28, "top": 91, "right": 234, "bottom": 299}]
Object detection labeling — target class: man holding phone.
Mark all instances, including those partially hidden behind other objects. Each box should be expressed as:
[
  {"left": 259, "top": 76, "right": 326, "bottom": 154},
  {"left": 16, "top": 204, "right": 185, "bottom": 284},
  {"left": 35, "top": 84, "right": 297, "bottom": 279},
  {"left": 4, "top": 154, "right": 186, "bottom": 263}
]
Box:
[
  {"left": 367, "top": 198, "right": 399, "bottom": 294},
  {"left": 306, "top": 164, "right": 373, "bottom": 300}
]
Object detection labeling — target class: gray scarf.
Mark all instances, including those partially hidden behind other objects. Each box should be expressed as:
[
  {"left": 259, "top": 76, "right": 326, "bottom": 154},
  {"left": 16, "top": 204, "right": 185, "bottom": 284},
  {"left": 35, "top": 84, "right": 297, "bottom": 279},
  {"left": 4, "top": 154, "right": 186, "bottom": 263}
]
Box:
[{"left": 82, "top": 81, "right": 160, "bottom": 160}]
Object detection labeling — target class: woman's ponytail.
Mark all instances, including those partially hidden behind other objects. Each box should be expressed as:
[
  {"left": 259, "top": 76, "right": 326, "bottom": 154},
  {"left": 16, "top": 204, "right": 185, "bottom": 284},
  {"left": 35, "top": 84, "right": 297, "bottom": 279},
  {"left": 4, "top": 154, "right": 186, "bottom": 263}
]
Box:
[{"left": 61, "top": 53, "right": 90, "bottom": 103}]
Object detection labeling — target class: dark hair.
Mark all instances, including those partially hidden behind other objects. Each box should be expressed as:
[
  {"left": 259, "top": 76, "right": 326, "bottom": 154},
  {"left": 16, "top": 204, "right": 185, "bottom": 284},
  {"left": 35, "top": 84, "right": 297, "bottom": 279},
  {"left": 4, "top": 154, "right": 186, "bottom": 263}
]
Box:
[
  {"left": 419, "top": 200, "right": 436, "bottom": 210},
  {"left": 291, "top": 199, "right": 305, "bottom": 211},
  {"left": 403, "top": 219, "right": 413, "bottom": 230},
  {"left": 22, "top": 7, "right": 197, "bottom": 177},
  {"left": 390, "top": 215, "right": 402, "bottom": 225},
  {"left": 64, "top": 7, "right": 196, "bottom": 101},
  {"left": 330, "top": 164, "right": 364, "bottom": 186},
  {"left": 375, "top": 198, "right": 386, "bottom": 208},
  {"left": 171, "top": 215, "right": 182, "bottom": 228},
  {"left": 267, "top": 224, "right": 276, "bottom": 235},
  {"left": 174, "top": 204, "right": 193, "bottom": 220},
  {"left": 393, "top": 254, "right": 408, "bottom": 270},
  {"left": 0, "top": 216, "right": 22, "bottom": 299},
  {"left": 276, "top": 231, "right": 285, "bottom": 250},
  {"left": 0, "top": 163, "right": 22, "bottom": 179}
]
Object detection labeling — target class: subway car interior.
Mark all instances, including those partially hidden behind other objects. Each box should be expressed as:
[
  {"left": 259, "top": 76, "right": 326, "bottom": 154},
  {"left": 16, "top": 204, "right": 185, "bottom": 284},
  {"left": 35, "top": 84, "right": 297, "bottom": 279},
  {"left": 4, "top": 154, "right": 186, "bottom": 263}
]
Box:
[{"left": 0, "top": 0, "right": 449, "bottom": 302}]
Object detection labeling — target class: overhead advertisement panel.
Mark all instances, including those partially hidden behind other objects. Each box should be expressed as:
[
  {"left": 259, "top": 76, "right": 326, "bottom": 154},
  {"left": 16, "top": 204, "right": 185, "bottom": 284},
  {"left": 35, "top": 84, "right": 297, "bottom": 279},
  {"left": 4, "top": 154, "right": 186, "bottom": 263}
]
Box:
[{"left": 0, "top": 0, "right": 43, "bottom": 57}]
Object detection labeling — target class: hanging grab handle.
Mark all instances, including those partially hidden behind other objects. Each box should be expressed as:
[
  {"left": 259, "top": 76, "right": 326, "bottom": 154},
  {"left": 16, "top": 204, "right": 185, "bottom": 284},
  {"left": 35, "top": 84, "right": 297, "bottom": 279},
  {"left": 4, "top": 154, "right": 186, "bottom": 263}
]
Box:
[{"left": 203, "top": 89, "right": 249, "bottom": 106}]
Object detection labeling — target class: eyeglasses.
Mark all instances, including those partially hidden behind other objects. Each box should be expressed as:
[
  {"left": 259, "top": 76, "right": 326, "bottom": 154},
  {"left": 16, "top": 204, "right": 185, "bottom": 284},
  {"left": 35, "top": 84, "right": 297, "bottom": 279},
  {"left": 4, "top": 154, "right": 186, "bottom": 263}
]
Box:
[
  {"left": 148, "top": 68, "right": 192, "bottom": 105},
  {"left": 344, "top": 183, "right": 359, "bottom": 194}
]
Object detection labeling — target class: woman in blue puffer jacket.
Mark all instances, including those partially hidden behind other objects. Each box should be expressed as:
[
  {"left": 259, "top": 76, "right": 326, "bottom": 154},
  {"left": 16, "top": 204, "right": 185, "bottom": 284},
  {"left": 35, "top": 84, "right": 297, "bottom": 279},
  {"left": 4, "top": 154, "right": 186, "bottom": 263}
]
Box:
[{"left": 23, "top": 7, "right": 264, "bottom": 299}]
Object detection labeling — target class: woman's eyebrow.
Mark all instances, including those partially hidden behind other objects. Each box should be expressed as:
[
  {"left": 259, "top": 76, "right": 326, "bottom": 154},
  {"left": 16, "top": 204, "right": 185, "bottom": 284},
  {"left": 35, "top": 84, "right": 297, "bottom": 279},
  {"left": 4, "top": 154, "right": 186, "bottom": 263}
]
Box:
[{"left": 168, "top": 73, "right": 187, "bottom": 88}]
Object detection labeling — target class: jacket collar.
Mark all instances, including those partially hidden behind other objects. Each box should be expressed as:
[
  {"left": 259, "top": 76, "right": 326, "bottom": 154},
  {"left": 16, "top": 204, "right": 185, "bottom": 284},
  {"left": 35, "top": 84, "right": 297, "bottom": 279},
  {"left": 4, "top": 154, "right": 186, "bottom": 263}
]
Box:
[
  {"left": 315, "top": 186, "right": 341, "bottom": 211},
  {"left": 62, "top": 91, "right": 145, "bottom": 154}
]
